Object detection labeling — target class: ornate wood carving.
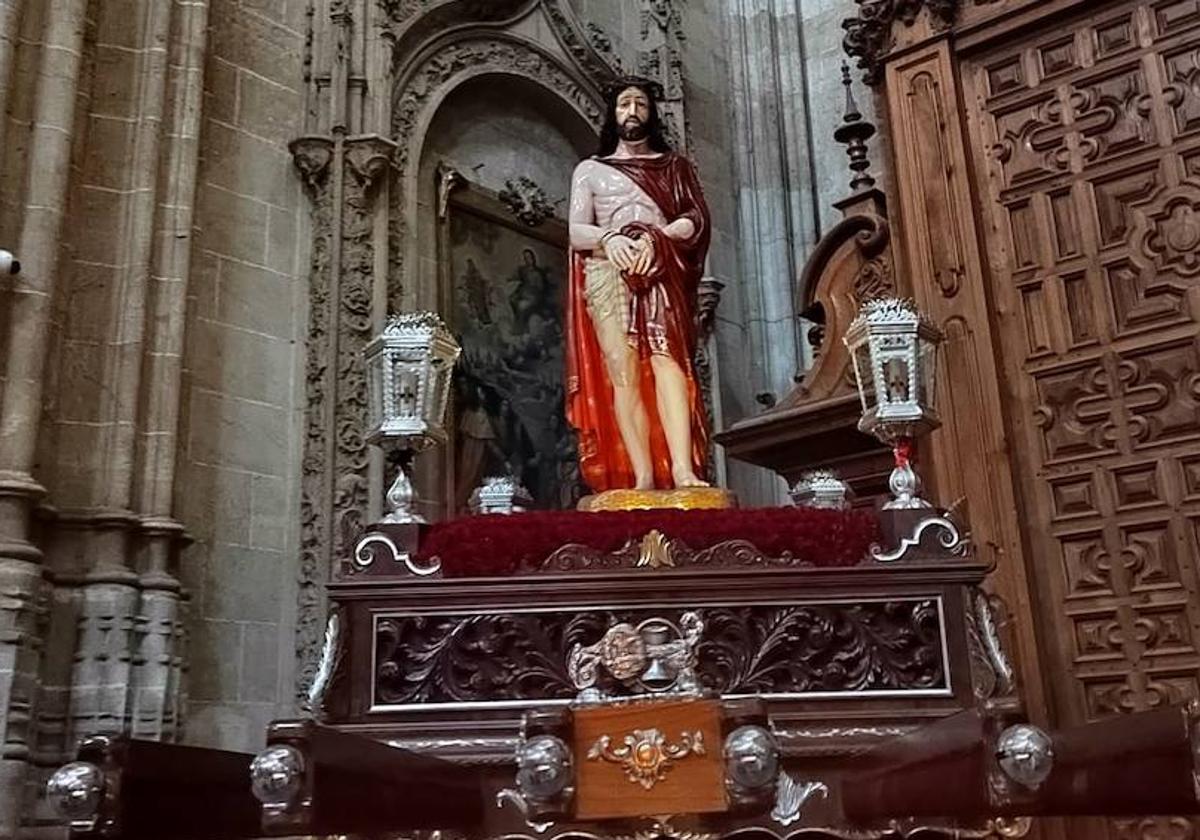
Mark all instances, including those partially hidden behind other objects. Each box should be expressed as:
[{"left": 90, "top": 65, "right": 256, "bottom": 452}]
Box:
[
  {"left": 883, "top": 42, "right": 1049, "bottom": 725},
  {"left": 843, "top": 0, "right": 962, "bottom": 84},
  {"left": 961, "top": 1, "right": 1200, "bottom": 729},
  {"left": 372, "top": 601, "right": 946, "bottom": 705},
  {"left": 494, "top": 825, "right": 1032, "bottom": 840},
  {"left": 539, "top": 536, "right": 817, "bottom": 574}
]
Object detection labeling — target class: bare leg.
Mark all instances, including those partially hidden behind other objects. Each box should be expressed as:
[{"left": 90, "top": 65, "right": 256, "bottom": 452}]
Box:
[
  {"left": 590, "top": 311, "right": 654, "bottom": 489},
  {"left": 650, "top": 355, "right": 709, "bottom": 488}
]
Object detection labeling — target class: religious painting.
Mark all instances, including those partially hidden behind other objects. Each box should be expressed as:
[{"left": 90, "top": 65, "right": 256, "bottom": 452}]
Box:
[{"left": 439, "top": 171, "right": 583, "bottom": 512}]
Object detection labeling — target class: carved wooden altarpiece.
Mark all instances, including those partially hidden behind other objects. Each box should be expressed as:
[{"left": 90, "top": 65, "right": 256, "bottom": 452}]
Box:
[{"left": 827, "top": 0, "right": 1200, "bottom": 837}]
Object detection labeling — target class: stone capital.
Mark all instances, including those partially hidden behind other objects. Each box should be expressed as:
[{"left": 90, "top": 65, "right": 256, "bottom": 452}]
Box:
[
  {"left": 288, "top": 135, "right": 335, "bottom": 193},
  {"left": 344, "top": 134, "right": 398, "bottom": 190}
]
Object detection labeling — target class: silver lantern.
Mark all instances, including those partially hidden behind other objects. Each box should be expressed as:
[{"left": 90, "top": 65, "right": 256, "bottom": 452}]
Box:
[
  {"left": 843, "top": 298, "right": 942, "bottom": 510},
  {"left": 364, "top": 312, "right": 461, "bottom": 524}
]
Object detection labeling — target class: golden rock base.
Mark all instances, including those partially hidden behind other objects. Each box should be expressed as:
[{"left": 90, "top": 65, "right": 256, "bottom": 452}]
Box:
[{"left": 577, "top": 486, "right": 737, "bottom": 512}]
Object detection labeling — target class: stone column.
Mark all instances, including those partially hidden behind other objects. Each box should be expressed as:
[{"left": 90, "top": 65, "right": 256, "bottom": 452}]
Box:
[
  {"left": 127, "top": 0, "right": 210, "bottom": 744},
  {"left": 0, "top": 0, "right": 90, "bottom": 831},
  {"left": 0, "top": 0, "right": 25, "bottom": 170},
  {"left": 10, "top": 8, "right": 210, "bottom": 825},
  {"left": 63, "top": 0, "right": 176, "bottom": 751}
]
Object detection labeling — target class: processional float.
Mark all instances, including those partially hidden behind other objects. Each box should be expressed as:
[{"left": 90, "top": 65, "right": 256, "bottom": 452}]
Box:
[
  {"left": 43, "top": 294, "right": 1200, "bottom": 840},
  {"left": 42, "top": 73, "right": 1200, "bottom": 840}
]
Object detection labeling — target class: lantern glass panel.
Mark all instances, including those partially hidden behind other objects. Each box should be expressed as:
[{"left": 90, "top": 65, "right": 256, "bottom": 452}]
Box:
[
  {"left": 853, "top": 343, "right": 876, "bottom": 414},
  {"left": 367, "top": 354, "right": 382, "bottom": 431},
  {"left": 398, "top": 362, "right": 419, "bottom": 418},
  {"left": 882, "top": 356, "right": 910, "bottom": 405},
  {"left": 919, "top": 337, "right": 938, "bottom": 410}
]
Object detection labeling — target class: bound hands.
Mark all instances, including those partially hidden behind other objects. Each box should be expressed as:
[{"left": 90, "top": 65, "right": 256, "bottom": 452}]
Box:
[{"left": 601, "top": 231, "right": 656, "bottom": 291}]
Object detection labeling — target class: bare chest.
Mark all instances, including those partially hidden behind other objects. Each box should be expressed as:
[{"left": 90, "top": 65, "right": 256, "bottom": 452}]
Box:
[{"left": 586, "top": 162, "right": 666, "bottom": 225}]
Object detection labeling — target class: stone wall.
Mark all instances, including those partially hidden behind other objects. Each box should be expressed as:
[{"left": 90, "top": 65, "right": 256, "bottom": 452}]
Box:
[
  {"left": 177, "top": 0, "right": 308, "bottom": 752},
  {"left": 0, "top": 0, "right": 310, "bottom": 830}
]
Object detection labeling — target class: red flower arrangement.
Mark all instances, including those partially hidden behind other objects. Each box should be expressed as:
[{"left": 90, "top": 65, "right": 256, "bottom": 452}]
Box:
[{"left": 416, "top": 506, "right": 880, "bottom": 578}]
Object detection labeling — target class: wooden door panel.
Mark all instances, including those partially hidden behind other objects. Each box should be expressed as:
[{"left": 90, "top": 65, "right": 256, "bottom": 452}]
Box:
[
  {"left": 962, "top": 0, "right": 1200, "bottom": 733},
  {"left": 885, "top": 43, "right": 1052, "bottom": 724}
]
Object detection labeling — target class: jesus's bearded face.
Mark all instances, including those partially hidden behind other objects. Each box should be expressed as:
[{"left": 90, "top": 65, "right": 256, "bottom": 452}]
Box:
[{"left": 615, "top": 87, "right": 651, "bottom": 142}]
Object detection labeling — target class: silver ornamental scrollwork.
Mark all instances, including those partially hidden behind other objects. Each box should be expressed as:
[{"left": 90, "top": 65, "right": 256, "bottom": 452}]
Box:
[
  {"left": 495, "top": 788, "right": 554, "bottom": 834},
  {"left": 496, "top": 733, "right": 574, "bottom": 833},
  {"left": 541, "top": 535, "right": 817, "bottom": 572},
  {"left": 976, "top": 590, "right": 1015, "bottom": 698},
  {"left": 354, "top": 532, "right": 441, "bottom": 577},
  {"left": 493, "top": 818, "right": 1025, "bottom": 840},
  {"left": 568, "top": 612, "right": 704, "bottom": 701},
  {"left": 611, "top": 817, "right": 720, "bottom": 840},
  {"left": 871, "top": 514, "right": 970, "bottom": 563},
  {"left": 771, "top": 772, "right": 829, "bottom": 827},
  {"left": 304, "top": 610, "right": 344, "bottom": 719}
]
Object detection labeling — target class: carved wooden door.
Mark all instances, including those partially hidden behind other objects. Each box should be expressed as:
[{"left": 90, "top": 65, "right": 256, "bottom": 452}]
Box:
[{"left": 962, "top": 0, "right": 1200, "bottom": 745}]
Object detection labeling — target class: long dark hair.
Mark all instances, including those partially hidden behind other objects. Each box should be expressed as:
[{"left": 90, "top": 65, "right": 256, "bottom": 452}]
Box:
[{"left": 595, "top": 78, "right": 671, "bottom": 157}]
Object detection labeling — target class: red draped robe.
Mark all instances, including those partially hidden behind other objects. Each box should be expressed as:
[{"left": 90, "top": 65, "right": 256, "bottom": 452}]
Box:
[{"left": 566, "top": 152, "right": 712, "bottom": 493}]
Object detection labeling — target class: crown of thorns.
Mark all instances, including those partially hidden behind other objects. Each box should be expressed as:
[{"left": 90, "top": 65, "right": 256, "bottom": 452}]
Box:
[{"left": 602, "top": 76, "right": 665, "bottom": 102}]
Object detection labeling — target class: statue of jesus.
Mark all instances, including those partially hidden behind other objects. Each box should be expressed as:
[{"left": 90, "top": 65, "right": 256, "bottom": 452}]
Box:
[{"left": 567, "top": 78, "right": 711, "bottom": 493}]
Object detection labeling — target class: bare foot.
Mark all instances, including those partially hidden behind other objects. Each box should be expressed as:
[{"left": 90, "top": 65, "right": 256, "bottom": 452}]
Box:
[
  {"left": 672, "top": 469, "right": 711, "bottom": 488},
  {"left": 634, "top": 475, "right": 656, "bottom": 490}
]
